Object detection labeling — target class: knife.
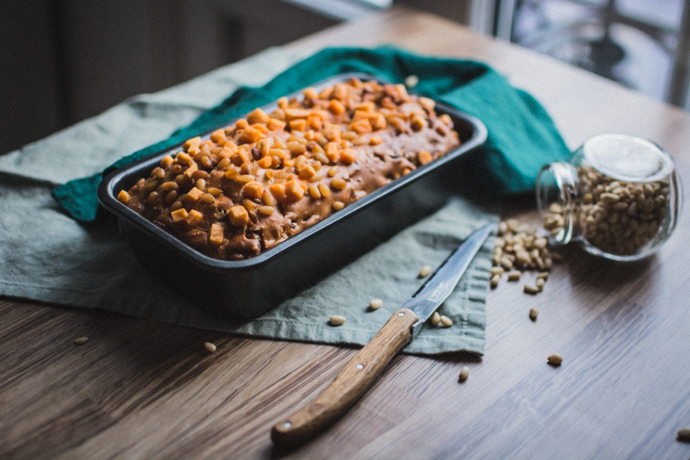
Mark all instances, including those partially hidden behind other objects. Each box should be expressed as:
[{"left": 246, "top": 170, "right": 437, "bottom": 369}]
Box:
[{"left": 271, "top": 223, "right": 494, "bottom": 447}]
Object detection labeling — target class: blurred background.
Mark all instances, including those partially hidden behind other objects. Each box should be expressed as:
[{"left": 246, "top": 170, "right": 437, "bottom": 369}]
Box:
[{"left": 2, "top": 0, "right": 689, "bottom": 154}]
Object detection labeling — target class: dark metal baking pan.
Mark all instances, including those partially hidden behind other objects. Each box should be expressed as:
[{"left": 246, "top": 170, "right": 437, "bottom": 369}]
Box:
[{"left": 98, "top": 73, "right": 488, "bottom": 319}]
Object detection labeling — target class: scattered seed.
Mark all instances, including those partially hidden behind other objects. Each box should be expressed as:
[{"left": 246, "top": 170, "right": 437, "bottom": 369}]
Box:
[
  {"left": 489, "top": 266, "right": 504, "bottom": 276},
  {"left": 491, "top": 219, "right": 558, "bottom": 291},
  {"left": 536, "top": 278, "right": 545, "bottom": 290},
  {"left": 73, "top": 337, "right": 89, "bottom": 345},
  {"left": 404, "top": 74, "right": 419, "bottom": 88},
  {"left": 490, "top": 274, "right": 500, "bottom": 288},
  {"left": 547, "top": 353, "right": 563, "bottom": 365},
  {"left": 329, "top": 315, "right": 346, "bottom": 326},
  {"left": 524, "top": 283, "right": 540, "bottom": 294},
  {"left": 529, "top": 307, "right": 538, "bottom": 321},
  {"left": 430, "top": 311, "right": 441, "bottom": 326},
  {"left": 678, "top": 427, "right": 690, "bottom": 442},
  {"left": 458, "top": 366, "right": 470, "bottom": 382},
  {"left": 369, "top": 298, "right": 383, "bottom": 310},
  {"left": 439, "top": 315, "right": 453, "bottom": 327},
  {"left": 418, "top": 265, "right": 432, "bottom": 278},
  {"left": 204, "top": 342, "right": 217, "bottom": 352},
  {"left": 507, "top": 270, "right": 521, "bottom": 281},
  {"left": 536, "top": 271, "right": 549, "bottom": 280}
]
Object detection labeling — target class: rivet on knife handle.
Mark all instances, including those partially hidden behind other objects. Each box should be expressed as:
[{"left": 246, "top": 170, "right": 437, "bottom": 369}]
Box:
[{"left": 271, "top": 309, "right": 419, "bottom": 447}]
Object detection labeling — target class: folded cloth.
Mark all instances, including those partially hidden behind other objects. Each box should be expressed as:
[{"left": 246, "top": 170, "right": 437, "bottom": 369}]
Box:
[{"left": 0, "top": 46, "right": 569, "bottom": 356}]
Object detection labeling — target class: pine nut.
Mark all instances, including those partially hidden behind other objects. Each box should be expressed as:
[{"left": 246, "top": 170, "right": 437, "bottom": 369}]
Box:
[
  {"left": 418, "top": 265, "right": 432, "bottom": 278},
  {"left": 677, "top": 427, "right": 690, "bottom": 442},
  {"left": 547, "top": 353, "right": 563, "bottom": 365},
  {"left": 440, "top": 315, "right": 453, "bottom": 327},
  {"left": 329, "top": 315, "right": 346, "bottom": 326},
  {"left": 500, "top": 256, "right": 513, "bottom": 270},
  {"left": 507, "top": 270, "right": 521, "bottom": 281},
  {"left": 529, "top": 307, "right": 538, "bottom": 321},
  {"left": 458, "top": 366, "right": 470, "bottom": 382},
  {"left": 332, "top": 201, "right": 345, "bottom": 211},
  {"left": 73, "top": 337, "right": 89, "bottom": 345},
  {"left": 490, "top": 267, "right": 504, "bottom": 276},
  {"left": 404, "top": 74, "right": 419, "bottom": 88},
  {"left": 369, "top": 298, "right": 383, "bottom": 310},
  {"left": 536, "top": 277, "right": 545, "bottom": 290},
  {"left": 524, "top": 283, "right": 540, "bottom": 294},
  {"left": 490, "top": 274, "right": 500, "bottom": 288},
  {"left": 430, "top": 311, "right": 441, "bottom": 326},
  {"left": 204, "top": 342, "right": 217, "bottom": 352}
]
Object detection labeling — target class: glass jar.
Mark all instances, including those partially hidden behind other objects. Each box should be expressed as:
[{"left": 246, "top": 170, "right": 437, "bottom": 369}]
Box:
[{"left": 536, "top": 134, "right": 682, "bottom": 261}]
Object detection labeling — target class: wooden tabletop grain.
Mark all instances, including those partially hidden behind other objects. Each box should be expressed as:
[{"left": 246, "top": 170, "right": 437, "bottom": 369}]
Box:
[{"left": 2, "top": 7, "right": 690, "bottom": 459}]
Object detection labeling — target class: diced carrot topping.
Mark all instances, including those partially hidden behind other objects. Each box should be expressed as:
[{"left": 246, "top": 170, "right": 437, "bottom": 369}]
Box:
[
  {"left": 371, "top": 113, "right": 386, "bottom": 130},
  {"left": 182, "top": 136, "right": 201, "bottom": 151},
  {"left": 322, "top": 123, "right": 341, "bottom": 141},
  {"left": 339, "top": 148, "right": 357, "bottom": 165},
  {"left": 285, "top": 180, "right": 305, "bottom": 202},
  {"left": 298, "top": 164, "right": 316, "bottom": 180},
  {"left": 350, "top": 119, "right": 372, "bottom": 134},
  {"left": 269, "top": 183, "right": 287, "bottom": 202},
  {"left": 185, "top": 209, "right": 203, "bottom": 226},
  {"left": 209, "top": 223, "right": 224, "bottom": 245},
  {"left": 117, "top": 190, "right": 131, "bottom": 204},
  {"left": 417, "top": 150, "right": 433, "bottom": 165},
  {"left": 289, "top": 119, "right": 307, "bottom": 132},
  {"left": 252, "top": 123, "right": 269, "bottom": 134},
  {"left": 183, "top": 162, "right": 198, "bottom": 178},
  {"left": 243, "top": 181, "right": 263, "bottom": 199},
  {"left": 187, "top": 187, "right": 203, "bottom": 202},
  {"left": 307, "top": 115, "right": 322, "bottom": 131},
  {"left": 229, "top": 206, "right": 249, "bottom": 227},
  {"left": 247, "top": 108, "right": 271, "bottom": 125},
  {"left": 210, "top": 129, "right": 227, "bottom": 144},
  {"left": 171, "top": 208, "right": 188, "bottom": 223},
  {"left": 257, "top": 156, "right": 273, "bottom": 169},
  {"left": 239, "top": 126, "right": 263, "bottom": 144},
  {"left": 268, "top": 118, "right": 287, "bottom": 132},
  {"left": 285, "top": 108, "right": 310, "bottom": 119},
  {"left": 328, "top": 99, "right": 346, "bottom": 115}
]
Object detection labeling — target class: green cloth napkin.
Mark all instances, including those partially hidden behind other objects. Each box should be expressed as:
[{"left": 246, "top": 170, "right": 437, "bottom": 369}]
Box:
[
  {"left": 52, "top": 46, "right": 569, "bottom": 222},
  {"left": 0, "top": 46, "right": 569, "bottom": 356}
]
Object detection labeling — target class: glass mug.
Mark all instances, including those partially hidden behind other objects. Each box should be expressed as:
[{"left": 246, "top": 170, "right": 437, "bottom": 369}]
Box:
[{"left": 536, "top": 134, "right": 682, "bottom": 261}]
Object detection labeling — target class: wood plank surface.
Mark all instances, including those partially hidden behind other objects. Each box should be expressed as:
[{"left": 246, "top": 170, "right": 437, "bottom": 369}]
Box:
[{"left": 2, "top": 6, "right": 690, "bottom": 459}]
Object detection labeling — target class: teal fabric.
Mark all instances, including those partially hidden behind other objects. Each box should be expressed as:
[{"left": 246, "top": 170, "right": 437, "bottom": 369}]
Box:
[
  {"left": 0, "top": 46, "right": 569, "bottom": 356},
  {"left": 52, "top": 46, "right": 570, "bottom": 222}
]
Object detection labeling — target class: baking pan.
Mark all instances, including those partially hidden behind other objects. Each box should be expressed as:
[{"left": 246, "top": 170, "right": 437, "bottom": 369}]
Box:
[{"left": 98, "top": 73, "right": 488, "bottom": 319}]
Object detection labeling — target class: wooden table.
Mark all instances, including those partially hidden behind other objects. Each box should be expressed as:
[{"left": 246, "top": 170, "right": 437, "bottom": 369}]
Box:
[{"left": 2, "top": 7, "right": 690, "bottom": 459}]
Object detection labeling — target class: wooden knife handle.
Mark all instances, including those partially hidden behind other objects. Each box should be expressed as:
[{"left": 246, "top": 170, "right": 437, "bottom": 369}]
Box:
[{"left": 271, "top": 309, "right": 419, "bottom": 447}]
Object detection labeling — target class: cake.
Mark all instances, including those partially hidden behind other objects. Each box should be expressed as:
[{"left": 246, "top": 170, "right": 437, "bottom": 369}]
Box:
[{"left": 117, "top": 77, "right": 461, "bottom": 260}]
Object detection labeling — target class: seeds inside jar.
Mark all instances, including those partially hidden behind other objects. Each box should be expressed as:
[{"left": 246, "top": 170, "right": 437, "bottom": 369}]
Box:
[{"left": 543, "top": 164, "right": 671, "bottom": 256}]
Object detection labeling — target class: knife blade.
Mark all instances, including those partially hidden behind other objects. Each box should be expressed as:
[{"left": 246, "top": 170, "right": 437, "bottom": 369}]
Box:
[{"left": 271, "top": 223, "right": 494, "bottom": 447}]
